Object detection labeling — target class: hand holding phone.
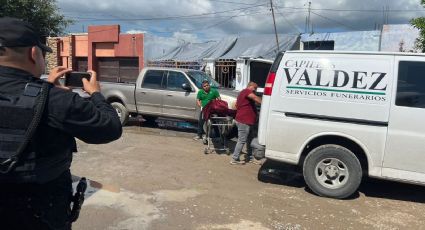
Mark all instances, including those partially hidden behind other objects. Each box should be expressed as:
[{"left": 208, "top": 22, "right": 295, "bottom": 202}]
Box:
[
  {"left": 65, "top": 72, "right": 92, "bottom": 88},
  {"left": 82, "top": 70, "right": 100, "bottom": 95}
]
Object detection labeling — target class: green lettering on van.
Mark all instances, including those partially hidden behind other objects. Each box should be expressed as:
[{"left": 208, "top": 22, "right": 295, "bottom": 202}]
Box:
[{"left": 286, "top": 86, "right": 386, "bottom": 95}]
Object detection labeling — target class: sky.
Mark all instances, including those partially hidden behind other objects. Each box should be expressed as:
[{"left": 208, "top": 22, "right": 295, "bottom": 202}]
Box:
[{"left": 57, "top": 0, "right": 425, "bottom": 43}]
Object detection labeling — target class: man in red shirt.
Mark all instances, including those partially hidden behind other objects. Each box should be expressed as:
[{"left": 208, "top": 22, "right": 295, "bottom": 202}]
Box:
[{"left": 231, "top": 82, "right": 262, "bottom": 165}]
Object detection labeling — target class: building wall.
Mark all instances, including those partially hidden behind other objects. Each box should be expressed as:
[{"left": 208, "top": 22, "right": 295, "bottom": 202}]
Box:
[
  {"left": 45, "top": 25, "right": 144, "bottom": 77},
  {"left": 75, "top": 36, "right": 88, "bottom": 57},
  {"left": 46, "top": 38, "right": 59, "bottom": 73}
]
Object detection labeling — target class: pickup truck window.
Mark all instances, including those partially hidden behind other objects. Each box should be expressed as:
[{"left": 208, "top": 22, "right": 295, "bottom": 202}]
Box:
[
  {"left": 167, "top": 71, "right": 190, "bottom": 91},
  {"left": 187, "top": 71, "right": 220, "bottom": 89},
  {"left": 142, "top": 70, "right": 165, "bottom": 89}
]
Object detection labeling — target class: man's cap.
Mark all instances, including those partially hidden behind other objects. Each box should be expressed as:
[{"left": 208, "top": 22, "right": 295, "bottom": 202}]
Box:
[{"left": 0, "top": 17, "right": 52, "bottom": 53}]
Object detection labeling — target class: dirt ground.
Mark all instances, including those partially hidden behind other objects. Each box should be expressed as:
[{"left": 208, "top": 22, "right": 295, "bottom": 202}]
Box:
[{"left": 71, "top": 123, "right": 425, "bottom": 230}]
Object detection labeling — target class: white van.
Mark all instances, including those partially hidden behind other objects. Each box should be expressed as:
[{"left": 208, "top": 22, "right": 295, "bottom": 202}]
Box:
[{"left": 258, "top": 50, "right": 425, "bottom": 198}]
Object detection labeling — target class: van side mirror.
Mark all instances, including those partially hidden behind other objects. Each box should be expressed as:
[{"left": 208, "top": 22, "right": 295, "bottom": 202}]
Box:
[{"left": 182, "top": 83, "right": 192, "bottom": 92}]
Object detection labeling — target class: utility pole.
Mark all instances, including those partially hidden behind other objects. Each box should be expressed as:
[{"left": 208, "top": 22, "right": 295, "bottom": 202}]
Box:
[
  {"left": 270, "top": 0, "right": 280, "bottom": 53},
  {"left": 307, "top": 1, "right": 312, "bottom": 34}
]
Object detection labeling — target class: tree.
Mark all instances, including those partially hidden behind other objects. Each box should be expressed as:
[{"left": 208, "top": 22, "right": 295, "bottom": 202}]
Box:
[
  {"left": 0, "top": 0, "right": 72, "bottom": 38},
  {"left": 411, "top": 0, "right": 425, "bottom": 52}
]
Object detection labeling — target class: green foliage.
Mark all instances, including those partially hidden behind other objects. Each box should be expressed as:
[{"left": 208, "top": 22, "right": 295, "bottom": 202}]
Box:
[
  {"left": 410, "top": 0, "right": 425, "bottom": 52},
  {"left": 0, "top": 0, "right": 73, "bottom": 38}
]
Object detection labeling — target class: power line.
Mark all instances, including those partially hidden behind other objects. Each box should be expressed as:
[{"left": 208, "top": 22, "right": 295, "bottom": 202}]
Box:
[
  {"left": 65, "top": 11, "right": 271, "bottom": 22},
  {"left": 207, "top": 0, "right": 261, "bottom": 5},
  {"left": 273, "top": 1, "right": 302, "bottom": 34},
  {"left": 273, "top": 5, "right": 425, "bottom": 12},
  {"left": 180, "top": 8, "right": 260, "bottom": 32},
  {"left": 62, "top": 3, "right": 268, "bottom": 21},
  {"left": 310, "top": 11, "right": 359, "bottom": 31}
]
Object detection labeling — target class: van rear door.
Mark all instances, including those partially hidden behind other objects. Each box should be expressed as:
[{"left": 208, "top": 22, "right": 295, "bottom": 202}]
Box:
[
  {"left": 383, "top": 57, "right": 425, "bottom": 183},
  {"left": 258, "top": 53, "right": 284, "bottom": 145}
]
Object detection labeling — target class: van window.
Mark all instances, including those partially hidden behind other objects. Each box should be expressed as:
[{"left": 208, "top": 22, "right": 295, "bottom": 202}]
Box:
[
  {"left": 142, "top": 70, "right": 165, "bottom": 89},
  {"left": 166, "top": 71, "right": 189, "bottom": 91},
  {"left": 396, "top": 61, "right": 425, "bottom": 108},
  {"left": 250, "top": 61, "right": 272, "bottom": 88}
]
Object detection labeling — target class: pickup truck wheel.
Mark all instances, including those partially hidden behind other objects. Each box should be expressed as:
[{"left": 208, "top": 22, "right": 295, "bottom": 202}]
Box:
[
  {"left": 303, "top": 144, "right": 362, "bottom": 199},
  {"left": 111, "top": 102, "right": 129, "bottom": 126}
]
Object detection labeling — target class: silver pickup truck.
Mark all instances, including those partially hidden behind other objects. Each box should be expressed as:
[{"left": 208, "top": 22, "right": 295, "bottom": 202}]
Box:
[{"left": 100, "top": 67, "right": 238, "bottom": 126}]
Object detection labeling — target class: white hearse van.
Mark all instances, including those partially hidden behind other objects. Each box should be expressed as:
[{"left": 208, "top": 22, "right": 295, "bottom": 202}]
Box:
[{"left": 258, "top": 50, "right": 425, "bottom": 198}]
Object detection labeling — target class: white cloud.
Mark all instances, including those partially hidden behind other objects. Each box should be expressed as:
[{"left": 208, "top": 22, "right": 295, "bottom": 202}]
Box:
[
  {"left": 172, "top": 31, "right": 199, "bottom": 43},
  {"left": 58, "top": 0, "right": 424, "bottom": 40},
  {"left": 125, "top": 29, "right": 147, "bottom": 34}
]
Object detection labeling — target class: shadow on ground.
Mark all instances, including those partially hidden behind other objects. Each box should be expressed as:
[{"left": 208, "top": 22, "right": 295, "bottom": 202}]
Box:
[
  {"left": 257, "top": 159, "right": 425, "bottom": 203},
  {"left": 126, "top": 117, "right": 198, "bottom": 135},
  {"left": 257, "top": 159, "right": 305, "bottom": 188},
  {"left": 359, "top": 178, "right": 425, "bottom": 203}
]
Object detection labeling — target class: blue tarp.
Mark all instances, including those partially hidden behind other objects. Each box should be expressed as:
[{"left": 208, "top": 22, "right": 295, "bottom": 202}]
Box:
[
  {"left": 301, "top": 30, "right": 381, "bottom": 51},
  {"left": 149, "top": 34, "right": 299, "bottom": 61},
  {"left": 219, "top": 34, "right": 299, "bottom": 59}
]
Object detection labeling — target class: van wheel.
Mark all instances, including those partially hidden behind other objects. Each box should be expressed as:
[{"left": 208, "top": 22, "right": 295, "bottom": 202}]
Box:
[
  {"left": 303, "top": 144, "right": 362, "bottom": 199},
  {"left": 111, "top": 102, "right": 129, "bottom": 126}
]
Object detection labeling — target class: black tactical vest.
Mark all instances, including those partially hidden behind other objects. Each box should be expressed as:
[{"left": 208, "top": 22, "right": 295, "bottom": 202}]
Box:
[{"left": 0, "top": 82, "right": 49, "bottom": 175}]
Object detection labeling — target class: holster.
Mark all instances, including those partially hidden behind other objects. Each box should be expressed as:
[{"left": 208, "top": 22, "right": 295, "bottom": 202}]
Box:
[{"left": 70, "top": 177, "right": 87, "bottom": 222}]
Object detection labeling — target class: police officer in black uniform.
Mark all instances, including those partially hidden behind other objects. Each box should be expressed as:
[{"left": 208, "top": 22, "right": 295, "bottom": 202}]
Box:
[{"left": 0, "top": 17, "right": 122, "bottom": 229}]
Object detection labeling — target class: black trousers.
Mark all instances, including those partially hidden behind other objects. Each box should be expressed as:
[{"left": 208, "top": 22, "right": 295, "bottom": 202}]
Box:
[
  {"left": 197, "top": 111, "right": 204, "bottom": 137},
  {"left": 0, "top": 170, "right": 73, "bottom": 230}
]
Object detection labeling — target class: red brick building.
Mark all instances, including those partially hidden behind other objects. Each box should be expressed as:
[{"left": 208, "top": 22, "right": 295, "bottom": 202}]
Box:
[{"left": 46, "top": 25, "right": 144, "bottom": 82}]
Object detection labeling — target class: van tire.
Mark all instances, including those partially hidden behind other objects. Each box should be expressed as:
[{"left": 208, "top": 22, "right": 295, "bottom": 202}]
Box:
[
  {"left": 303, "top": 144, "right": 362, "bottom": 199},
  {"left": 111, "top": 102, "right": 129, "bottom": 126}
]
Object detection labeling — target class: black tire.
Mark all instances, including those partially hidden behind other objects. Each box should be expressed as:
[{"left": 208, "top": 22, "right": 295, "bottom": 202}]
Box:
[
  {"left": 303, "top": 144, "right": 362, "bottom": 199},
  {"left": 111, "top": 102, "right": 129, "bottom": 126}
]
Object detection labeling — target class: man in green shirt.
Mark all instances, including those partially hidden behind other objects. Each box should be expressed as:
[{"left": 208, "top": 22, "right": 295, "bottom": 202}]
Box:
[{"left": 194, "top": 80, "right": 220, "bottom": 140}]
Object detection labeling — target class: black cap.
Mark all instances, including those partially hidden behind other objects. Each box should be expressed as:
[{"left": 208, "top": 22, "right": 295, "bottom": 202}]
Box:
[{"left": 0, "top": 17, "right": 52, "bottom": 53}]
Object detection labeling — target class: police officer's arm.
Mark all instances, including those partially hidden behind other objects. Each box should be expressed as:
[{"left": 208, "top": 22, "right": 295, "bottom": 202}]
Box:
[
  {"left": 55, "top": 92, "right": 122, "bottom": 144},
  {"left": 47, "top": 71, "right": 122, "bottom": 144}
]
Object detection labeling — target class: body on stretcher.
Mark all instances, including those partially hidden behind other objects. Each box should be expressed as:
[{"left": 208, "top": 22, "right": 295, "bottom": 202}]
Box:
[
  {"left": 203, "top": 115, "right": 233, "bottom": 154},
  {"left": 202, "top": 99, "right": 236, "bottom": 154}
]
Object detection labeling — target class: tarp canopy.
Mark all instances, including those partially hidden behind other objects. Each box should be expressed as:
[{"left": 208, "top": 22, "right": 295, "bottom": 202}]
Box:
[
  {"left": 143, "top": 33, "right": 181, "bottom": 63},
  {"left": 151, "top": 37, "right": 237, "bottom": 61},
  {"left": 218, "top": 34, "right": 299, "bottom": 60},
  {"left": 149, "top": 34, "right": 299, "bottom": 62},
  {"left": 301, "top": 30, "right": 381, "bottom": 51},
  {"left": 380, "top": 24, "right": 419, "bottom": 52}
]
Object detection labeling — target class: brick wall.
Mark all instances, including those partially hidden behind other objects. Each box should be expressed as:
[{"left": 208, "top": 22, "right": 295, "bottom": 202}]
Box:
[
  {"left": 68, "top": 35, "right": 73, "bottom": 69},
  {"left": 45, "top": 37, "right": 59, "bottom": 74}
]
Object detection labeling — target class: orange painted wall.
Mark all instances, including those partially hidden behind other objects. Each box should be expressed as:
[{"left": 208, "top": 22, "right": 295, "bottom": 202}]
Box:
[
  {"left": 88, "top": 25, "right": 119, "bottom": 43},
  {"left": 61, "top": 57, "right": 69, "bottom": 68},
  {"left": 95, "top": 43, "right": 115, "bottom": 57},
  {"left": 74, "top": 35, "right": 88, "bottom": 57},
  {"left": 60, "top": 37, "right": 70, "bottom": 56},
  {"left": 56, "top": 24, "right": 144, "bottom": 72},
  {"left": 115, "top": 34, "right": 142, "bottom": 56}
]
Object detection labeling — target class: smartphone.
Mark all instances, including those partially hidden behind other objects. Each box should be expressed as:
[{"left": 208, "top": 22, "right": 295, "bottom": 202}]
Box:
[{"left": 64, "top": 72, "right": 91, "bottom": 88}]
